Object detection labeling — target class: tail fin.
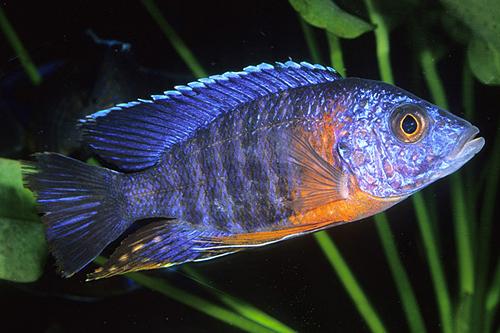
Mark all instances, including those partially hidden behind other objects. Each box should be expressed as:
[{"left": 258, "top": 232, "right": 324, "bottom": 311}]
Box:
[{"left": 22, "top": 153, "right": 132, "bottom": 277}]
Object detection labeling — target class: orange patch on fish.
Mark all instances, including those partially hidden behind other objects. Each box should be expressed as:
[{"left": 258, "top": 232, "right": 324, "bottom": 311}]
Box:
[
  {"left": 209, "top": 176, "right": 400, "bottom": 247},
  {"left": 290, "top": 174, "right": 401, "bottom": 225},
  {"left": 288, "top": 106, "right": 402, "bottom": 225},
  {"left": 208, "top": 220, "right": 336, "bottom": 246},
  {"left": 307, "top": 110, "right": 339, "bottom": 164}
]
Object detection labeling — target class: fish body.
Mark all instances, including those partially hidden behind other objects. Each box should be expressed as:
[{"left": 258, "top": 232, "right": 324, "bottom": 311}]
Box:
[{"left": 23, "top": 61, "right": 484, "bottom": 280}]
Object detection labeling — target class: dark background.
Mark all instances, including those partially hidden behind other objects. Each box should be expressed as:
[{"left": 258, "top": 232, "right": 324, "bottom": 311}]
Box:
[{"left": 0, "top": 0, "right": 498, "bottom": 332}]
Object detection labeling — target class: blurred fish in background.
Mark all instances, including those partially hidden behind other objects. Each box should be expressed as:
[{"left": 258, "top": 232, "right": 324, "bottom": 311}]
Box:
[{"left": 0, "top": 29, "right": 191, "bottom": 158}]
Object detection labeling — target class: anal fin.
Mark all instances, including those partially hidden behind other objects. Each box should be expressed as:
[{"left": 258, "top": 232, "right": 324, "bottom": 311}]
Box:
[{"left": 87, "top": 220, "right": 236, "bottom": 280}]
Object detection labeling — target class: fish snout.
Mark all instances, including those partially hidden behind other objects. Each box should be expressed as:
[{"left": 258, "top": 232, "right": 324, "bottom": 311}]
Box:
[{"left": 447, "top": 125, "right": 485, "bottom": 161}]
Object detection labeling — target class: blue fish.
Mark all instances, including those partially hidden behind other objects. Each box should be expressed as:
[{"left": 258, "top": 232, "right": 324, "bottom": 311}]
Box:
[{"left": 23, "top": 61, "right": 484, "bottom": 280}]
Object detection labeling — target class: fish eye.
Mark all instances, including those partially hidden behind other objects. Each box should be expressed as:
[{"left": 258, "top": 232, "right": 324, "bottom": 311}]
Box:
[{"left": 390, "top": 104, "right": 428, "bottom": 143}]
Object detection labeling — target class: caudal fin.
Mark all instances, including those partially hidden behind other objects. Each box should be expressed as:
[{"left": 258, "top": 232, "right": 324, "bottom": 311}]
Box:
[{"left": 22, "top": 153, "right": 132, "bottom": 277}]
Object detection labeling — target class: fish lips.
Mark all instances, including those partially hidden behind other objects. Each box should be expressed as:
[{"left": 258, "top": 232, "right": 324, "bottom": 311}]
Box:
[
  {"left": 439, "top": 126, "right": 485, "bottom": 177},
  {"left": 450, "top": 126, "right": 485, "bottom": 160}
]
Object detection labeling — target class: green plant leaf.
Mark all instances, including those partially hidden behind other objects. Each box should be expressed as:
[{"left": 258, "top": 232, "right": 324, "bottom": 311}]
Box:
[
  {"left": 0, "top": 158, "right": 47, "bottom": 282},
  {"left": 441, "top": 0, "right": 500, "bottom": 84},
  {"left": 467, "top": 38, "right": 500, "bottom": 85},
  {"left": 441, "top": 0, "right": 500, "bottom": 49},
  {"left": 289, "top": 0, "right": 373, "bottom": 39}
]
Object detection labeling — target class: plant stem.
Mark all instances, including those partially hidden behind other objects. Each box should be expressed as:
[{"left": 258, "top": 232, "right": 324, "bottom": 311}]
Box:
[
  {"left": 420, "top": 46, "right": 475, "bottom": 296},
  {"left": 478, "top": 117, "right": 500, "bottom": 273},
  {"left": 485, "top": 259, "right": 500, "bottom": 333},
  {"left": 419, "top": 49, "right": 449, "bottom": 110},
  {"left": 374, "top": 214, "right": 427, "bottom": 333},
  {"left": 462, "top": 67, "right": 477, "bottom": 251},
  {"left": 413, "top": 193, "right": 452, "bottom": 333},
  {"left": 362, "top": 0, "right": 393, "bottom": 84},
  {"left": 451, "top": 175, "right": 475, "bottom": 293},
  {"left": 182, "top": 266, "right": 296, "bottom": 333},
  {"left": 0, "top": 6, "right": 41, "bottom": 85},
  {"left": 298, "top": 16, "right": 323, "bottom": 64},
  {"left": 314, "top": 232, "right": 387, "bottom": 333},
  {"left": 461, "top": 58, "right": 484, "bottom": 333},
  {"left": 474, "top": 117, "right": 500, "bottom": 333},
  {"left": 93, "top": 257, "right": 277, "bottom": 333},
  {"left": 363, "top": 2, "right": 429, "bottom": 332},
  {"left": 127, "top": 272, "right": 277, "bottom": 333},
  {"left": 462, "top": 64, "right": 474, "bottom": 121},
  {"left": 326, "top": 33, "right": 345, "bottom": 77},
  {"left": 300, "top": 18, "right": 386, "bottom": 333},
  {"left": 141, "top": 0, "right": 207, "bottom": 78}
]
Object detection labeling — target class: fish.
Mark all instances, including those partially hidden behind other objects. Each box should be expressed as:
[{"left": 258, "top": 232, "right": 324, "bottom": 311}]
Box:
[{"left": 22, "top": 61, "right": 485, "bottom": 280}]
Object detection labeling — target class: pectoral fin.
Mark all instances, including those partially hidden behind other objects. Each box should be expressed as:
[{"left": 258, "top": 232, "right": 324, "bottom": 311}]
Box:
[{"left": 289, "top": 134, "right": 348, "bottom": 213}]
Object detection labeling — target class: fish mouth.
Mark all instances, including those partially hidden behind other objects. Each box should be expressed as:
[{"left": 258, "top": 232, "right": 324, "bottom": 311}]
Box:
[
  {"left": 449, "top": 126, "right": 485, "bottom": 161},
  {"left": 439, "top": 126, "right": 485, "bottom": 177}
]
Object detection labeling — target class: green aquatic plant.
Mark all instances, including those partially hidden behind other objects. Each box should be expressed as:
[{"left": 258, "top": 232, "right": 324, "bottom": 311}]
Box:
[
  {"left": 441, "top": 0, "right": 500, "bottom": 84},
  {"left": 0, "top": 0, "right": 499, "bottom": 332},
  {"left": 95, "top": 256, "right": 294, "bottom": 333},
  {"left": 289, "top": 0, "right": 373, "bottom": 38},
  {"left": 0, "top": 6, "right": 41, "bottom": 85},
  {"left": 0, "top": 159, "right": 46, "bottom": 282}
]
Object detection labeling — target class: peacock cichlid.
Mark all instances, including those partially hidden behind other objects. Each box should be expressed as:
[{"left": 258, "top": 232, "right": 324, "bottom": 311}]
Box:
[{"left": 22, "top": 61, "right": 485, "bottom": 280}]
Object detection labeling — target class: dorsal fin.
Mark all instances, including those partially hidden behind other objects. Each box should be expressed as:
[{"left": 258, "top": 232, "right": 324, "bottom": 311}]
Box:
[{"left": 80, "top": 61, "right": 341, "bottom": 171}]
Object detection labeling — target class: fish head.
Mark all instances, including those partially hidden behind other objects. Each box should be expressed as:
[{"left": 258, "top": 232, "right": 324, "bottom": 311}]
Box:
[{"left": 335, "top": 78, "right": 485, "bottom": 199}]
